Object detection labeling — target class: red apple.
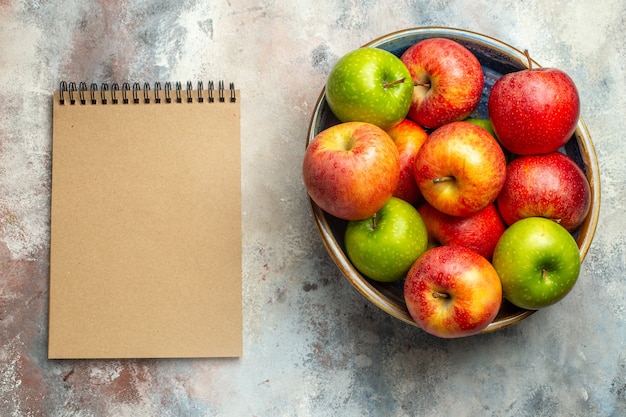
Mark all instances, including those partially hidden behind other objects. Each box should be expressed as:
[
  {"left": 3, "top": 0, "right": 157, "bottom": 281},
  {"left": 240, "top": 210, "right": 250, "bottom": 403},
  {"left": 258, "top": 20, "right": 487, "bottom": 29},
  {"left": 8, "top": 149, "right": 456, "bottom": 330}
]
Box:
[
  {"left": 302, "top": 121, "right": 400, "bottom": 221},
  {"left": 404, "top": 245, "right": 502, "bottom": 338},
  {"left": 417, "top": 202, "right": 506, "bottom": 260},
  {"left": 400, "top": 38, "right": 484, "bottom": 129},
  {"left": 413, "top": 121, "right": 507, "bottom": 217},
  {"left": 385, "top": 118, "right": 428, "bottom": 206},
  {"left": 488, "top": 52, "right": 580, "bottom": 155},
  {"left": 497, "top": 152, "right": 591, "bottom": 231}
]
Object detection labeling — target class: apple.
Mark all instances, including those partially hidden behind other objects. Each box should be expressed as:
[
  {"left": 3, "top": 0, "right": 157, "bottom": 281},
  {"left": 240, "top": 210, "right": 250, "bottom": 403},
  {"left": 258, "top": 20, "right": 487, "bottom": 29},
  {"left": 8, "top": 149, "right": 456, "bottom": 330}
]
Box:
[
  {"left": 385, "top": 118, "right": 428, "bottom": 205},
  {"left": 345, "top": 197, "right": 428, "bottom": 282},
  {"left": 417, "top": 202, "right": 506, "bottom": 260},
  {"left": 303, "top": 121, "right": 400, "bottom": 221},
  {"left": 413, "top": 121, "right": 507, "bottom": 217},
  {"left": 488, "top": 51, "right": 580, "bottom": 155},
  {"left": 497, "top": 152, "right": 591, "bottom": 232},
  {"left": 400, "top": 38, "right": 484, "bottom": 129},
  {"left": 492, "top": 217, "right": 581, "bottom": 310},
  {"left": 325, "top": 47, "right": 414, "bottom": 130},
  {"left": 464, "top": 116, "right": 496, "bottom": 138},
  {"left": 403, "top": 245, "right": 502, "bottom": 338}
]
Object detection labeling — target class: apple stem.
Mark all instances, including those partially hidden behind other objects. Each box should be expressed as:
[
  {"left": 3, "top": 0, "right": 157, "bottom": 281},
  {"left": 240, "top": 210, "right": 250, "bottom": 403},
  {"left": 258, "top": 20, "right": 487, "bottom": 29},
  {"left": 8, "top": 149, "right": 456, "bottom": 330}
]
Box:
[
  {"left": 523, "top": 49, "right": 533, "bottom": 70},
  {"left": 383, "top": 78, "right": 406, "bottom": 89},
  {"left": 371, "top": 213, "right": 377, "bottom": 230},
  {"left": 432, "top": 291, "right": 450, "bottom": 299},
  {"left": 415, "top": 82, "right": 431, "bottom": 88},
  {"left": 542, "top": 268, "right": 547, "bottom": 281},
  {"left": 433, "top": 176, "right": 455, "bottom": 184}
]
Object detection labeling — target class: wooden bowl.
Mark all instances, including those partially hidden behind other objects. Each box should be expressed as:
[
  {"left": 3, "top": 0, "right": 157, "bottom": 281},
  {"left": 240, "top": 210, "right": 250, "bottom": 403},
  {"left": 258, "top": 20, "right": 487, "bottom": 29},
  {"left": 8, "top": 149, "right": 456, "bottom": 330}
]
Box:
[{"left": 306, "top": 27, "right": 601, "bottom": 333}]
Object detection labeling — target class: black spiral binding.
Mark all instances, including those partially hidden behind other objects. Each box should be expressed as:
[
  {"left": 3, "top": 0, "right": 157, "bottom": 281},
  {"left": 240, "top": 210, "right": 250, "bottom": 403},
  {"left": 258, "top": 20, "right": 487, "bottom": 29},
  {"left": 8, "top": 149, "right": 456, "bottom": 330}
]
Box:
[{"left": 58, "top": 80, "right": 237, "bottom": 105}]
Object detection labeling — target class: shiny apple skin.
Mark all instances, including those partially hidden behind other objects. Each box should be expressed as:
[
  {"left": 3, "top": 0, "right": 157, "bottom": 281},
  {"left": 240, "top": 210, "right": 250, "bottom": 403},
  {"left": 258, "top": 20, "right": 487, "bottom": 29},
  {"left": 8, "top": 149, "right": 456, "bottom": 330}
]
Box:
[
  {"left": 400, "top": 38, "right": 484, "bottom": 129},
  {"left": 325, "top": 47, "right": 414, "bottom": 130},
  {"left": 345, "top": 197, "right": 428, "bottom": 282},
  {"left": 385, "top": 118, "right": 428, "bottom": 206},
  {"left": 303, "top": 121, "right": 400, "bottom": 221},
  {"left": 413, "top": 121, "right": 507, "bottom": 217},
  {"left": 492, "top": 217, "right": 581, "bottom": 310},
  {"left": 488, "top": 67, "right": 580, "bottom": 155},
  {"left": 497, "top": 152, "right": 591, "bottom": 232},
  {"left": 404, "top": 245, "right": 503, "bottom": 338},
  {"left": 417, "top": 202, "right": 506, "bottom": 260}
]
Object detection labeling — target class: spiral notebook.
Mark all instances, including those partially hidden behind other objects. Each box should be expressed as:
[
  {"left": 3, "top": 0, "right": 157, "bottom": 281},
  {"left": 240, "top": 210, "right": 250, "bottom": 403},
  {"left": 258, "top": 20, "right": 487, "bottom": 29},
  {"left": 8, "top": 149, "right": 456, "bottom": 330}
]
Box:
[{"left": 49, "top": 81, "right": 242, "bottom": 359}]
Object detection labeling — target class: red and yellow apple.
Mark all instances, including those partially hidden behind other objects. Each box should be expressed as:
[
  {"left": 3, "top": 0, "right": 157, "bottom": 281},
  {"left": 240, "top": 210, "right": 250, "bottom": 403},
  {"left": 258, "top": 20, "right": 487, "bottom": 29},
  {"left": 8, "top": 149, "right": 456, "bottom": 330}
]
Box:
[
  {"left": 417, "top": 202, "right": 506, "bottom": 260},
  {"left": 303, "top": 121, "right": 400, "bottom": 221},
  {"left": 497, "top": 152, "right": 591, "bottom": 231},
  {"left": 403, "top": 245, "right": 502, "bottom": 338},
  {"left": 488, "top": 52, "right": 580, "bottom": 155},
  {"left": 385, "top": 118, "right": 428, "bottom": 206},
  {"left": 401, "top": 38, "right": 484, "bottom": 129},
  {"left": 413, "top": 121, "right": 507, "bottom": 217}
]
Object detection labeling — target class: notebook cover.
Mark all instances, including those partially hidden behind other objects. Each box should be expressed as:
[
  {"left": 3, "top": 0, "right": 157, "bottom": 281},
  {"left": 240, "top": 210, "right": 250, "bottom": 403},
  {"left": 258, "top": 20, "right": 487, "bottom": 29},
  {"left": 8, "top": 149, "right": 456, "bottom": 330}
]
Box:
[{"left": 48, "top": 87, "right": 242, "bottom": 359}]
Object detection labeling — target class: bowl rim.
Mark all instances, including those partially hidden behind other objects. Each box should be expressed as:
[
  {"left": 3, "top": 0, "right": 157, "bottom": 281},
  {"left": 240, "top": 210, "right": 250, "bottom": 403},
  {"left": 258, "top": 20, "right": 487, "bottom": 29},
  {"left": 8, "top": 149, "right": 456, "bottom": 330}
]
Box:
[{"left": 306, "top": 26, "right": 601, "bottom": 333}]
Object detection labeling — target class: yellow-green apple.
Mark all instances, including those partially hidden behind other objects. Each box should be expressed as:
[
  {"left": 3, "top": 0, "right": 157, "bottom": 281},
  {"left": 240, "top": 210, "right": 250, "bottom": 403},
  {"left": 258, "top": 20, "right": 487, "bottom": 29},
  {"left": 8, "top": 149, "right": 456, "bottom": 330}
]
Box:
[
  {"left": 464, "top": 116, "right": 496, "bottom": 138},
  {"left": 497, "top": 152, "right": 591, "bottom": 231},
  {"left": 345, "top": 197, "right": 428, "bottom": 282},
  {"left": 303, "top": 121, "right": 400, "bottom": 221},
  {"left": 488, "top": 52, "right": 580, "bottom": 155},
  {"left": 492, "top": 217, "right": 581, "bottom": 310},
  {"left": 400, "top": 38, "right": 484, "bottom": 129},
  {"left": 385, "top": 118, "right": 428, "bottom": 206},
  {"left": 325, "top": 47, "right": 414, "bottom": 129},
  {"left": 403, "top": 245, "right": 502, "bottom": 338},
  {"left": 417, "top": 202, "right": 506, "bottom": 260},
  {"left": 413, "top": 121, "right": 507, "bottom": 217}
]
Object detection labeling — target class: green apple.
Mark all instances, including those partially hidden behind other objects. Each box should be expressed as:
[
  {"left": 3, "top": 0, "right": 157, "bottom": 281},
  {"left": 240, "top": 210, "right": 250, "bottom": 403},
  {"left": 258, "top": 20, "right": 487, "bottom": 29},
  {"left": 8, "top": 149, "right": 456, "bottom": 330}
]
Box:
[
  {"left": 325, "top": 47, "right": 414, "bottom": 130},
  {"left": 492, "top": 217, "right": 581, "bottom": 310},
  {"left": 345, "top": 197, "right": 428, "bottom": 282},
  {"left": 464, "top": 117, "right": 496, "bottom": 138}
]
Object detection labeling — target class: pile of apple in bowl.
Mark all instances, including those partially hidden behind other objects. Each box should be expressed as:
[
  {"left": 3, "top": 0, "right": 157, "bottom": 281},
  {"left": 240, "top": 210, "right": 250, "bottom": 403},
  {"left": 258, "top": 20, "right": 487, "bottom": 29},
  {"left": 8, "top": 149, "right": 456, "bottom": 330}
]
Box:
[{"left": 303, "top": 27, "right": 600, "bottom": 338}]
